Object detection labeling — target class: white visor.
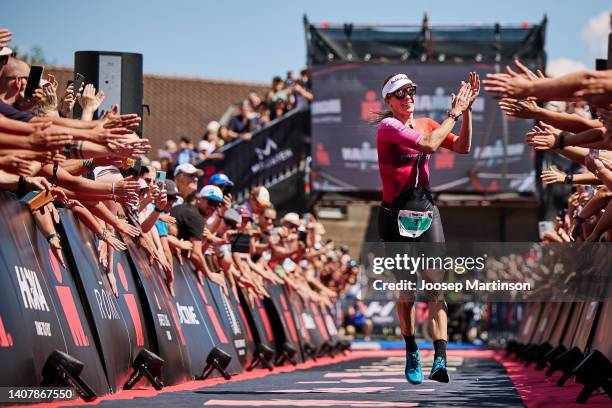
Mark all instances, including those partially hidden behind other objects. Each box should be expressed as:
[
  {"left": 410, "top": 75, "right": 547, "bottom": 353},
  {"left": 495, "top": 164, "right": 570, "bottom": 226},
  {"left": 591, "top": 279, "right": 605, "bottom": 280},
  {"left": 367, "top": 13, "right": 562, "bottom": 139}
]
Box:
[{"left": 381, "top": 74, "right": 415, "bottom": 99}]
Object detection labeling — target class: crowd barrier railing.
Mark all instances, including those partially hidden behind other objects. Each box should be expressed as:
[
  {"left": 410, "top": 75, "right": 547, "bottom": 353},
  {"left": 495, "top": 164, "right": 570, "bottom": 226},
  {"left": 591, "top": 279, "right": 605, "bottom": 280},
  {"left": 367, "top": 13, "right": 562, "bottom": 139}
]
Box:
[
  {"left": 0, "top": 192, "right": 345, "bottom": 402},
  {"left": 505, "top": 298, "right": 612, "bottom": 404}
]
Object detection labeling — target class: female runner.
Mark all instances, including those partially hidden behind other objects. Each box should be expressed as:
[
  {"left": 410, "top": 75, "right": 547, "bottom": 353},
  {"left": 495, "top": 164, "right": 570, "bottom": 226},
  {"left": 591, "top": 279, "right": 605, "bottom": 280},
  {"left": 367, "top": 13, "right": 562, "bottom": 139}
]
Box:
[{"left": 375, "top": 72, "right": 479, "bottom": 384}]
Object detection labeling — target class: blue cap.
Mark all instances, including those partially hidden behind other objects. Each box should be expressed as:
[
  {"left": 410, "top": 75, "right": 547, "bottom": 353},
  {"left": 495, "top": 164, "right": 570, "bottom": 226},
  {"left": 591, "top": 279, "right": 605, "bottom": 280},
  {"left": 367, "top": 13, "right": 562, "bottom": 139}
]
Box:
[
  {"left": 197, "top": 185, "right": 223, "bottom": 202},
  {"left": 209, "top": 173, "right": 234, "bottom": 186}
]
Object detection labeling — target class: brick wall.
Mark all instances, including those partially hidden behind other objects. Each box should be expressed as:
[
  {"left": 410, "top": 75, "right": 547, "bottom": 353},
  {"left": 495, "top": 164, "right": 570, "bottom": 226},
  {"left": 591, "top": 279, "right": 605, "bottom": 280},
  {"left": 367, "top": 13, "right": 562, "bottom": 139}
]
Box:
[{"left": 45, "top": 66, "right": 268, "bottom": 152}]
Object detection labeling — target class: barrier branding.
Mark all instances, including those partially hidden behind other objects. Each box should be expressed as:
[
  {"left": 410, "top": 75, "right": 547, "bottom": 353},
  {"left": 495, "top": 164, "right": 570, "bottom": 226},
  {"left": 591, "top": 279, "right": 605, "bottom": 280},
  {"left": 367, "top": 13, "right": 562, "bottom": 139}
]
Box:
[
  {"left": 15, "top": 266, "right": 49, "bottom": 312},
  {"left": 94, "top": 288, "right": 121, "bottom": 320},
  {"left": 176, "top": 303, "right": 201, "bottom": 325}
]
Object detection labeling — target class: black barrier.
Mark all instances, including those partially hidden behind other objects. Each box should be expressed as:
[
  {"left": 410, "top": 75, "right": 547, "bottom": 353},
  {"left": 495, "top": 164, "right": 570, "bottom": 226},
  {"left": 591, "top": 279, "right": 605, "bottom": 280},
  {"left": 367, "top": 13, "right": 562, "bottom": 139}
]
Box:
[
  {"left": 165, "top": 256, "right": 232, "bottom": 379},
  {"left": 571, "top": 301, "right": 601, "bottom": 353},
  {"left": 285, "top": 288, "right": 326, "bottom": 356},
  {"left": 225, "top": 284, "right": 257, "bottom": 367},
  {"left": 0, "top": 194, "right": 109, "bottom": 395},
  {"left": 563, "top": 303, "right": 586, "bottom": 349},
  {"left": 264, "top": 284, "right": 303, "bottom": 365},
  {"left": 124, "top": 240, "right": 192, "bottom": 385},
  {"left": 205, "top": 276, "right": 252, "bottom": 372},
  {"left": 236, "top": 287, "right": 276, "bottom": 370},
  {"left": 0, "top": 192, "right": 344, "bottom": 395},
  {"left": 59, "top": 211, "right": 152, "bottom": 392},
  {"left": 590, "top": 301, "right": 612, "bottom": 360},
  {"left": 196, "top": 109, "right": 309, "bottom": 198}
]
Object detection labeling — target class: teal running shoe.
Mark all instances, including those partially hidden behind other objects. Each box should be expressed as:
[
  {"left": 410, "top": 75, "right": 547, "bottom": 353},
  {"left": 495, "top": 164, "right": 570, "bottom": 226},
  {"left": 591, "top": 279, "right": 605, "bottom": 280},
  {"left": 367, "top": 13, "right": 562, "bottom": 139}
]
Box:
[
  {"left": 405, "top": 350, "right": 423, "bottom": 384},
  {"left": 428, "top": 356, "right": 450, "bottom": 383}
]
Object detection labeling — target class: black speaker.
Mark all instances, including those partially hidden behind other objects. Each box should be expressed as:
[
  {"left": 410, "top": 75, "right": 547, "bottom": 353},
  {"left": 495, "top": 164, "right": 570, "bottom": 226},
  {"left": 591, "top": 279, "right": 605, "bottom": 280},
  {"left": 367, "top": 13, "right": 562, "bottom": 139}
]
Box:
[{"left": 74, "top": 51, "right": 143, "bottom": 130}]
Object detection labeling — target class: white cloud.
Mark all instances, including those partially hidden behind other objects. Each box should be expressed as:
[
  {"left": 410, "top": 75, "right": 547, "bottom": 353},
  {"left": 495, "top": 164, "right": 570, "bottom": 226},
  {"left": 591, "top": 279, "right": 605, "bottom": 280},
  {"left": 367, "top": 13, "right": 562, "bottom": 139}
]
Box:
[
  {"left": 580, "top": 11, "right": 610, "bottom": 59},
  {"left": 546, "top": 57, "right": 589, "bottom": 77}
]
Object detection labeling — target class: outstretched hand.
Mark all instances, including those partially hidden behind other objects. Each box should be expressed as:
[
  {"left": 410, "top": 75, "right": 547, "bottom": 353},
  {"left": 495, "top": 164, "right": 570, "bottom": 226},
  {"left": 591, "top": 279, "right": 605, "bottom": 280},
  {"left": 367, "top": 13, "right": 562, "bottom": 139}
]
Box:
[
  {"left": 450, "top": 81, "right": 473, "bottom": 115},
  {"left": 467, "top": 71, "right": 480, "bottom": 107}
]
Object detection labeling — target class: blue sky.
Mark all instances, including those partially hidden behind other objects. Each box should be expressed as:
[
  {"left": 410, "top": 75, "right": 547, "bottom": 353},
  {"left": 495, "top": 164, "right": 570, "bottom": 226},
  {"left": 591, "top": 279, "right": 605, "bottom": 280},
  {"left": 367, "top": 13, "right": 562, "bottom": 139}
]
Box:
[{"left": 3, "top": 1, "right": 610, "bottom": 83}]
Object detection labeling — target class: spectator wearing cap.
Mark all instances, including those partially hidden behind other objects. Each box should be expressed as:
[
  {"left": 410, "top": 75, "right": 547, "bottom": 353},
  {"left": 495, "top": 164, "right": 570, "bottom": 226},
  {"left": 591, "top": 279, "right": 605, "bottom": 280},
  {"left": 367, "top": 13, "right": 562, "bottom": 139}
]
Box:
[
  {"left": 173, "top": 163, "right": 203, "bottom": 201},
  {"left": 242, "top": 185, "right": 271, "bottom": 225},
  {"left": 209, "top": 173, "right": 234, "bottom": 196},
  {"left": 170, "top": 184, "right": 223, "bottom": 285},
  {"left": 203, "top": 173, "right": 234, "bottom": 237}
]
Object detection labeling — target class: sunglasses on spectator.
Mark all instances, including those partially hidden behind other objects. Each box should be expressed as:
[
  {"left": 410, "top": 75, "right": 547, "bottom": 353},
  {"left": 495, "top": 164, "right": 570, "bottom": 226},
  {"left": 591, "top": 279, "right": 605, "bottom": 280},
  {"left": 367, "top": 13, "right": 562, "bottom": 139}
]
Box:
[
  {"left": 392, "top": 86, "right": 416, "bottom": 99},
  {"left": 207, "top": 199, "right": 221, "bottom": 207},
  {"left": 264, "top": 216, "right": 276, "bottom": 222}
]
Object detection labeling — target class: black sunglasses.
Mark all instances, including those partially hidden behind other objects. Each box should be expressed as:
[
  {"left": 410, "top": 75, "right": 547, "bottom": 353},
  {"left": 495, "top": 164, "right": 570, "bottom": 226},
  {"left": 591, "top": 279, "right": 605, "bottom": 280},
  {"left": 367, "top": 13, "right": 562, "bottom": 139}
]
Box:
[
  {"left": 392, "top": 86, "right": 416, "bottom": 99},
  {"left": 207, "top": 199, "right": 222, "bottom": 207},
  {"left": 0, "top": 55, "right": 8, "bottom": 65}
]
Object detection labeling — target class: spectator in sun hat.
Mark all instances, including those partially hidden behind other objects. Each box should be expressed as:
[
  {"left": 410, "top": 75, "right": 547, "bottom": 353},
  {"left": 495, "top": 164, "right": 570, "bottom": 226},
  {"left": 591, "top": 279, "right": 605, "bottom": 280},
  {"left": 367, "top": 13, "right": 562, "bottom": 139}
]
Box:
[
  {"left": 241, "top": 185, "right": 271, "bottom": 224},
  {"left": 209, "top": 172, "right": 234, "bottom": 196},
  {"left": 173, "top": 163, "right": 203, "bottom": 201}
]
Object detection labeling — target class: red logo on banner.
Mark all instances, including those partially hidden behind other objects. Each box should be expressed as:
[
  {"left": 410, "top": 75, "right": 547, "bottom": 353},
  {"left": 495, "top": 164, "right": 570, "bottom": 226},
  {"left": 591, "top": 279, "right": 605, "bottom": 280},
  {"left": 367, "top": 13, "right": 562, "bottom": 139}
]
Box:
[
  {"left": 280, "top": 293, "right": 298, "bottom": 342},
  {"left": 196, "top": 283, "right": 229, "bottom": 344},
  {"left": 434, "top": 149, "right": 455, "bottom": 169},
  {"left": 255, "top": 297, "right": 274, "bottom": 341},
  {"left": 49, "top": 249, "right": 90, "bottom": 347},
  {"left": 315, "top": 143, "right": 331, "bottom": 166},
  {"left": 310, "top": 303, "right": 330, "bottom": 341},
  {"left": 117, "top": 262, "right": 129, "bottom": 292},
  {"left": 470, "top": 172, "right": 499, "bottom": 192},
  {"left": 124, "top": 294, "right": 145, "bottom": 346},
  {"left": 361, "top": 90, "right": 382, "bottom": 122},
  {"left": 0, "top": 315, "right": 13, "bottom": 347},
  {"left": 116, "top": 263, "right": 145, "bottom": 345}
]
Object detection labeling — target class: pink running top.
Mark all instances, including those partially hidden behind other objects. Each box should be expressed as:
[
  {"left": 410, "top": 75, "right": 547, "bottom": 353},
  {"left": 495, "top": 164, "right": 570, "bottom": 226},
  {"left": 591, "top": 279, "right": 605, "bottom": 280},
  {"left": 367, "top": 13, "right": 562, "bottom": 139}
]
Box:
[{"left": 377, "top": 117, "right": 456, "bottom": 203}]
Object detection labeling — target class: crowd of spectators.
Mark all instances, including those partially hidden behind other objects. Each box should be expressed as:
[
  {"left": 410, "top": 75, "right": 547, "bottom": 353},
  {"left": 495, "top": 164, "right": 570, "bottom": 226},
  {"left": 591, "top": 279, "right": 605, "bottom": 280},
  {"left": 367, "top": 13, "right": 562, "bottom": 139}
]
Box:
[
  {"left": 0, "top": 28, "right": 355, "bottom": 312},
  {"left": 155, "top": 69, "right": 313, "bottom": 175},
  {"left": 483, "top": 59, "right": 612, "bottom": 242}
]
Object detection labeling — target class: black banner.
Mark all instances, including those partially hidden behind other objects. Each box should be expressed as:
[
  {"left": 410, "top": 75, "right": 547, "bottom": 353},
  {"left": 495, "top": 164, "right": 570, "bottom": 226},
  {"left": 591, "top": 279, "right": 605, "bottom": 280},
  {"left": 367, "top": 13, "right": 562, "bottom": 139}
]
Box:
[
  {"left": 311, "top": 63, "right": 536, "bottom": 193},
  {"left": 265, "top": 284, "right": 303, "bottom": 364},
  {"left": 205, "top": 277, "right": 251, "bottom": 372},
  {"left": 0, "top": 194, "right": 109, "bottom": 395},
  {"left": 59, "top": 212, "right": 151, "bottom": 392},
  {"left": 197, "top": 109, "right": 309, "bottom": 194},
  {"left": 124, "top": 240, "right": 192, "bottom": 385}
]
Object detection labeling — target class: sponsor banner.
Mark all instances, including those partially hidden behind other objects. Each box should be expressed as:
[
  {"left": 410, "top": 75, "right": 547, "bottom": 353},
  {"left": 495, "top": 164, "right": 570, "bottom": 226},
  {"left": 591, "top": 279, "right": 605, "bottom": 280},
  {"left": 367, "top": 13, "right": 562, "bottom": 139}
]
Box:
[
  {"left": 285, "top": 288, "right": 326, "bottom": 355},
  {"left": 124, "top": 240, "right": 192, "bottom": 385},
  {"left": 197, "top": 109, "right": 309, "bottom": 193},
  {"left": 59, "top": 211, "right": 150, "bottom": 392},
  {"left": 0, "top": 194, "right": 109, "bottom": 394},
  {"left": 311, "top": 63, "right": 536, "bottom": 193},
  {"left": 236, "top": 287, "right": 276, "bottom": 351},
  {"left": 226, "top": 285, "right": 256, "bottom": 365},
  {"left": 166, "top": 256, "right": 229, "bottom": 378},
  {"left": 205, "top": 276, "right": 252, "bottom": 371},
  {"left": 263, "top": 285, "right": 304, "bottom": 364}
]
